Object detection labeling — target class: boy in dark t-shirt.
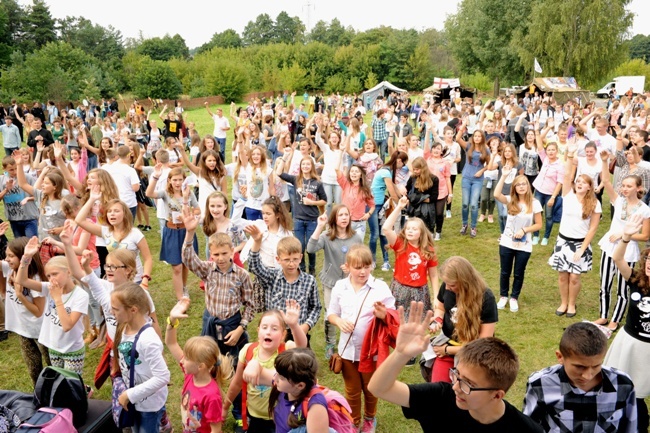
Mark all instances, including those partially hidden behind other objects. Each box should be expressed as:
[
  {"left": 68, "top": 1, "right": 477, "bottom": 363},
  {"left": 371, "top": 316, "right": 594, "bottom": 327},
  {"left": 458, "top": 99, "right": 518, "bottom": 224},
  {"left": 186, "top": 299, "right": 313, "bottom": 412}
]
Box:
[{"left": 368, "top": 301, "right": 543, "bottom": 433}]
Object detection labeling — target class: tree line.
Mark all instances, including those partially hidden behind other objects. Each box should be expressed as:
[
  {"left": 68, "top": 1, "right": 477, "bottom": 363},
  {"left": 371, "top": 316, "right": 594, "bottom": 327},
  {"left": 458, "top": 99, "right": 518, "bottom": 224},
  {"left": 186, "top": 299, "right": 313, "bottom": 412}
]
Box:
[{"left": 0, "top": 0, "right": 645, "bottom": 104}]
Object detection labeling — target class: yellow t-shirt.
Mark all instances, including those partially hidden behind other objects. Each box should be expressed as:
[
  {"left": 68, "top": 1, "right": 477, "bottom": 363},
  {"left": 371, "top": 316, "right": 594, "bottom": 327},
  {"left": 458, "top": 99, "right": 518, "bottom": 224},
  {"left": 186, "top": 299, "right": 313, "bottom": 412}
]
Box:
[{"left": 239, "top": 343, "right": 281, "bottom": 419}]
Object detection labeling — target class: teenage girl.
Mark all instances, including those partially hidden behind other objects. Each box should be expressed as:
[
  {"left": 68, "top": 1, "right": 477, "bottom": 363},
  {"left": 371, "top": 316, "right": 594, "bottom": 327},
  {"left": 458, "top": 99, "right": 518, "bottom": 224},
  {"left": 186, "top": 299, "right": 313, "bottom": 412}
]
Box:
[
  {"left": 223, "top": 302, "right": 307, "bottom": 433},
  {"left": 548, "top": 146, "right": 602, "bottom": 318},
  {"left": 165, "top": 297, "right": 233, "bottom": 433},
  {"left": 307, "top": 205, "right": 362, "bottom": 359},
  {"left": 75, "top": 188, "right": 153, "bottom": 286},
  {"left": 345, "top": 138, "right": 383, "bottom": 183},
  {"left": 422, "top": 141, "right": 452, "bottom": 240},
  {"left": 225, "top": 144, "right": 249, "bottom": 214},
  {"left": 478, "top": 137, "right": 500, "bottom": 225},
  {"left": 382, "top": 196, "right": 439, "bottom": 321},
  {"left": 146, "top": 165, "right": 198, "bottom": 300},
  {"left": 16, "top": 237, "right": 89, "bottom": 375},
  {"left": 490, "top": 142, "right": 524, "bottom": 234},
  {"left": 0, "top": 235, "right": 50, "bottom": 385},
  {"left": 593, "top": 151, "right": 650, "bottom": 331},
  {"left": 239, "top": 144, "right": 276, "bottom": 220},
  {"left": 532, "top": 134, "right": 564, "bottom": 246},
  {"left": 516, "top": 120, "right": 540, "bottom": 190},
  {"left": 112, "top": 283, "right": 170, "bottom": 433},
  {"left": 277, "top": 156, "right": 327, "bottom": 275},
  {"left": 437, "top": 126, "right": 461, "bottom": 219},
  {"left": 268, "top": 348, "right": 330, "bottom": 433},
  {"left": 202, "top": 192, "right": 247, "bottom": 264},
  {"left": 309, "top": 122, "right": 342, "bottom": 215},
  {"left": 240, "top": 196, "right": 293, "bottom": 268},
  {"left": 335, "top": 162, "right": 375, "bottom": 240},
  {"left": 406, "top": 157, "right": 439, "bottom": 237},
  {"left": 494, "top": 168, "right": 543, "bottom": 312},
  {"left": 179, "top": 148, "right": 228, "bottom": 216}
]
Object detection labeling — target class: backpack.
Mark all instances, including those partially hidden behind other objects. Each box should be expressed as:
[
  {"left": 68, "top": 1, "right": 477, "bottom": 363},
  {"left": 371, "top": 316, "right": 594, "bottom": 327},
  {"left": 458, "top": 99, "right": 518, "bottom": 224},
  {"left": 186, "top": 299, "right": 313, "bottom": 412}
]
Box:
[
  {"left": 34, "top": 367, "right": 87, "bottom": 427},
  {"left": 301, "top": 385, "right": 356, "bottom": 433},
  {"left": 0, "top": 404, "right": 20, "bottom": 433},
  {"left": 15, "top": 407, "right": 77, "bottom": 433},
  {"left": 241, "top": 342, "right": 285, "bottom": 431}
]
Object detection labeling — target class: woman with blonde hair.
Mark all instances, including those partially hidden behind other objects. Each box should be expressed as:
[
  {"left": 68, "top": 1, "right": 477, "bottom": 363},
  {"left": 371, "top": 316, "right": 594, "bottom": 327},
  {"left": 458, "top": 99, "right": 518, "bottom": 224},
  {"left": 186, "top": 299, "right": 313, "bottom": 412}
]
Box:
[{"left": 427, "top": 256, "right": 498, "bottom": 381}]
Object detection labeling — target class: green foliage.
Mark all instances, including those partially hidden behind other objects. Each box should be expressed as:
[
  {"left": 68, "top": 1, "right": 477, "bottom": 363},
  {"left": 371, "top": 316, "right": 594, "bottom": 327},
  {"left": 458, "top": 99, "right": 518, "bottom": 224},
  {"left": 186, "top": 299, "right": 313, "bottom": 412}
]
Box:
[
  {"left": 345, "top": 76, "right": 362, "bottom": 94},
  {"left": 324, "top": 74, "right": 345, "bottom": 94},
  {"left": 611, "top": 59, "right": 650, "bottom": 85},
  {"left": 629, "top": 34, "right": 650, "bottom": 63},
  {"left": 242, "top": 13, "right": 275, "bottom": 46},
  {"left": 21, "top": 0, "right": 56, "bottom": 52},
  {"left": 279, "top": 63, "right": 307, "bottom": 92},
  {"left": 365, "top": 71, "right": 378, "bottom": 89},
  {"left": 406, "top": 42, "right": 434, "bottom": 90},
  {"left": 196, "top": 29, "right": 242, "bottom": 54},
  {"left": 57, "top": 16, "right": 124, "bottom": 64},
  {"left": 519, "top": 0, "right": 632, "bottom": 87},
  {"left": 308, "top": 18, "right": 355, "bottom": 47},
  {"left": 137, "top": 34, "right": 189, "bottom": 61},
  {"left": 204, "top": 60, "right": 250, "bottom": 103},
  {"left": 133, "top": 58, "right": 182, "bottom": 99},
  {"left": 460, "top": 73, "right": 493, "bottom": 93},
  {"left": 272, "top": 11, "right": 305, "bottom": 44}
]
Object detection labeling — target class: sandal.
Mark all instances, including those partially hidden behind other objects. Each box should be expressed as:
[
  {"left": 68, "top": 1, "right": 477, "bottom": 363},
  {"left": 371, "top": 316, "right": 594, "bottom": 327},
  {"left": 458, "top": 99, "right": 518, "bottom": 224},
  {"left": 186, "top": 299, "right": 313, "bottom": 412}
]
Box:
[{"left": 592, "top": 318, "right": 609, "bottom": 326}]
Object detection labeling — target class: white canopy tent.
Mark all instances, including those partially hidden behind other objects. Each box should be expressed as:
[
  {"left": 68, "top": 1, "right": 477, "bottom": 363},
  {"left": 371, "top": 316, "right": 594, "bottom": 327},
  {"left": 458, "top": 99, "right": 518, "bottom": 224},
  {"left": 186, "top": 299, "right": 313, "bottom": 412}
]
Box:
[{"left": 362, "top": 81, "right": 406, "bottom": 109}]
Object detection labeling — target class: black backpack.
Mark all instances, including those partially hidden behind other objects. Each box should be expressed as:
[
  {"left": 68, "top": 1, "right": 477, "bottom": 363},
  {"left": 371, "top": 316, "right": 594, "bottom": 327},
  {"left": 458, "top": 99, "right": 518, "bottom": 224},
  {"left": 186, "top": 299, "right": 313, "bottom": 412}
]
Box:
[{"left": 34, "top": 367, "right": 88, "bottom": 427}]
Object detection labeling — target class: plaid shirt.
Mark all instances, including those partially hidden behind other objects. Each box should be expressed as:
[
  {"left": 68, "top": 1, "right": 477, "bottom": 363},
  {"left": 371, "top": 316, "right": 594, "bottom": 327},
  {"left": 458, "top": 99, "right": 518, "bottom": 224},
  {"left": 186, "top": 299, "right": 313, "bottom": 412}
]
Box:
[
  {"left": 371, "top": 117, "right": 388, "bottom": 141},
  {"left": 182, "top": 242, "right": 255, "bottom": 327},
  {"left": 248, "top": 250, "right": 321, "bottom": 329},
  {"left": 523, "top": 364, "right": 637, "bottom": 433}
]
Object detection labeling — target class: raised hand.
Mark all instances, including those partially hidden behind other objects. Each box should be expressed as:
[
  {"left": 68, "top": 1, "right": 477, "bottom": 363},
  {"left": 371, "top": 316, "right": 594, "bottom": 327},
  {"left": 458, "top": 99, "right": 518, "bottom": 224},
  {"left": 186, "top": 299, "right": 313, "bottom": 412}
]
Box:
[
  {"left": 59, "top": 220, "right": 73, "bottom": 245},
  {"left": 24, "top": 236, "right": 39, "bottom": 258},
  {"left": 12, "top": 150, "right": 22, "bottom": 165},
  {"left": 49, "top": 278, "right": 63, "bottom": 304},
  {"left": 81, "top": 250, "right": 94, "bottom": 268},
  {"left": 397, "top": 195, "right": 409, "bottom": 209},
  {"left": 53, "top": 142, "right": 64, "bottom": 159},
  {"left": 153, "top": 162, "right": 163, "bottom": 178},
  {"left": 281, "top": 299, "right": 301, "bottom": 328},
  {"left": 501, "top": 164, "right": 513, "bottom": 176},
  {"left": 623, "top": 214, "right": 644, "bottom": 238},
  {"left": 600, "top": 150, "right": 610, "bottom": 161},
  {"left": 0, "top": 221, "right": 9, "bottom": 236},
  {"left": 181, "top": 206, "right": 199, "bottom": 232},
  {"left": 169, "top": 297, "right": 191, "bottom": 322},
  {"left": 89, "top": 184, "right": 101, "bottom": 201},
  {"left": 244, "top": 224, "right": 263, "bottom": 242},
  {"left": 394, "top": 301, "right": 433, "bottom": 358},
  {"left": 316, "top": 213, "right": 328, "bottom": 226}
]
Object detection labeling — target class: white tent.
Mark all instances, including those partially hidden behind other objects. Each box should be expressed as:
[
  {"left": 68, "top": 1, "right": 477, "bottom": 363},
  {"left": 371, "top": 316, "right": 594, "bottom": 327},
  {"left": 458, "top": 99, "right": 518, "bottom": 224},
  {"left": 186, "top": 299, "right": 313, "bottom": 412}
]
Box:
[{"left": 362, "top": 81, "right": 407, "bottom": 109}]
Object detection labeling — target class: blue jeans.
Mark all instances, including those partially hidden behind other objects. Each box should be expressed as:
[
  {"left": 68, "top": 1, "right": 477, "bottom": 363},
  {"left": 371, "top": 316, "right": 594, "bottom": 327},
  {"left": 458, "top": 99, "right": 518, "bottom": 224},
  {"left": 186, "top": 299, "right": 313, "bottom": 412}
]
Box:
[
  {"left": 130, "top": 206, "right": 137, "bottom": 222},
  {"left": 133, "top": 406, "right": 164, "bottom": 433},
  {"left": 216, "top": 137, "right": 226, "bottom": 163},
  {"left": 323, "top": 183, "right": 342, "bottom": 216},
  {"left": 496, "top": 200, "right": 507, "bottom": 234},
  {"left": 534, "top": 191, "right": 557, "bottom": 239},
  {"left": 9, "top": 219, "right": 38, "bottom": 238},
  {"left": 245, "top": 207, "right": 262, "bottom": 220},
  {"left": 368, "top": 204, "right": 389, "bottom": 264},
  {"left": 294, "top": 219, "right": 317, "bottom": 272},
  {"left": 376, "top": 139, "right": 388, "bottom": 160},
  {"left": 461, "top": 176, "right": 483, "bottom": 228},
  {"left": 4, "top": 147, "right": 17, "bottom": 158},
  {"left": 499, "top": 245, "right": 531, "bottom": 299}
]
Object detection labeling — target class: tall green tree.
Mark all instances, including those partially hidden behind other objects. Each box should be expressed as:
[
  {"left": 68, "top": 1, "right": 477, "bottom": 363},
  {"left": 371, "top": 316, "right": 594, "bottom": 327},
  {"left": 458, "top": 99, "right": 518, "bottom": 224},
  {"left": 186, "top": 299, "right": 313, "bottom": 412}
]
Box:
[
  {"left": 133, "top": 59, "right": 182, "bottom": 99},
  {"left": 519, "top": 0, "right": 632, "bottom": 85},
  {"left": 628, "top": 34, "right": 650, "bottom": 63},
  {"left": 445, "top": 0, "right": 532, "bottom": 84},
  {"left": 137, "top": 34, "right": 189, "bottom": 61},
  {"left": 196, "top": 29, "right": 242, "bottom": 53},
  {"left": 406, "top": 42, "right": 434, "bottom": 90},
  {"left": 57, "top": 17, "right": 124, "bottom": 63},
  {"left": 21, "top": 0, "right": 55, "bottom": 52},
  {"left": 273, "top": 12, "right": 304, "bottom": 44},
  {"left": 242, "top": 13, "right": 274, "bottom": 46}
]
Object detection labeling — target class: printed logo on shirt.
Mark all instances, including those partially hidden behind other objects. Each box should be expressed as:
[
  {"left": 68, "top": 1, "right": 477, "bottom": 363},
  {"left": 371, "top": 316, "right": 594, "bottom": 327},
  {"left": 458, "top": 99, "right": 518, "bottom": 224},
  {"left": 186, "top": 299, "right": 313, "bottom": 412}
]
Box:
[
  {"left": 181, "top": 390, "right": 203, "bottom": 432},
  {"left": 118, "top": 340, "right": 142, "bottom": 368},
  {"left": 45, "top": 299, "right": 69, "bottom": 327}
]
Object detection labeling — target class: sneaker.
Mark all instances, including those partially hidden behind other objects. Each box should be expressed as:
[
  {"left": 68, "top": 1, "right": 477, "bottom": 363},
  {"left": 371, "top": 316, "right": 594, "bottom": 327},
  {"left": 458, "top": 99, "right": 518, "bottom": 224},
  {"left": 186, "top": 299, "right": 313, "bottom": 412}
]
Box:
[
  {"left": 434, "top": 233, "right": 441, "bottom": 241},
  {"left": 532, "top": 236, "right": 539, "bottom": 246},
  {"left": 325, "top": 344, "right": 335, "bottom": 361},
  {"left": 446, "top": 210, "right": 452, "bottom": 219},
  {"left": 460, "top": 225, "right": 468, "bottom": 235},
  {"left": 0, "top": 330, "right": 8, "bottom": 342},
  {"left": 234, "top": 419, "right": 244, "bottom": 433},
  {"left": 478, "top": 214, "right": 485, "bottom": 222},
  {"left": 497, "top": 297, "right": 508, "bottom": 310},
  {"left": 487, "top": 215, "right": 494, "bottom": 223},
  {"left": 381, "top": 262, "right": 391, "bottom": 272},
  {"left": 405, "top": 357, "right": 417, "bottom": 366},
  {"left": 361, "top": 417, "right": 377, "bottom": 433},
  {"left": 509, "top": 298, "right": 519, "bottom": 312},
  {"left": 137, "top": 224, "right": 144, "bottom": 229},
  {"left": 541, "top": 237, "right": 549, "bottom": 246},
  {"left": 143, "top": 225, "right": 152, "bottom": 232},
  {"left": 470, "top": 227, "right": 477, "bottom": 238}
]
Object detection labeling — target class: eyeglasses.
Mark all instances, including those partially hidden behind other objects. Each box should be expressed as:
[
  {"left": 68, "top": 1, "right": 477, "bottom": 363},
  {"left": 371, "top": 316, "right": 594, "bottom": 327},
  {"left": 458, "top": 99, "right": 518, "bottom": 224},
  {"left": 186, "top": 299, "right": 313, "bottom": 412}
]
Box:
[
  {"left": 280, "top": 258, "right": 301, "bottom": 265},
  {"left": 104, "top": 264, "right": 127, "bottom": 272},
  {"left": 514, "top": 182, "right": 528, "bottom": 187},
  {"left": 449, "top": 368, "right": 501, "bottom": 395}
]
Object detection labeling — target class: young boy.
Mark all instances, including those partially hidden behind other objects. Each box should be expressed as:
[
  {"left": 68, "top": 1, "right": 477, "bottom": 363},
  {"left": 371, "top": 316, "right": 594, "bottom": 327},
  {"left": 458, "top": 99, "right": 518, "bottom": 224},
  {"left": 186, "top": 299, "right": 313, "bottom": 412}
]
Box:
[
  {"left": 523, "top": 322, "right": 637, "bottom": 433},
  {"left": 368, "top": 301, "right": 543, "bottom": 433},
  {"left": 245, "top": 224, "right": 321, "bottom": 341}
]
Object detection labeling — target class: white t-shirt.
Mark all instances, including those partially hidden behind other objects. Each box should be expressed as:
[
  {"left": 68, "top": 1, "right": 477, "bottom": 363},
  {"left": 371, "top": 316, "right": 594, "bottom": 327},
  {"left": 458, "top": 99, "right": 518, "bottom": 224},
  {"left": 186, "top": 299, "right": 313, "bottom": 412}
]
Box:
[
  {"left": 443, "top": 142, "right": 461, "bottom": 175},
  {"left": 212, "top": 115, "right": 230, "bottom": 139},
  {"left": 81, "top": 272, "right": 155, "bottom": 341},
  {"left": 245, "top": 166, "right": 273, "bottom": 210},
  {"left": 586, "top": 130, "right": 616, "bottom": 155},
  {"left": 558, "top": 191, "right": 602, "bottom": 238},
  {"left": 598, "top": 196, "right": 650, "bottom": 261},
  {"left": 142, "top": 166, "right": 170, "bottom": 220},
  {"left": 239, "top": 219, "right": 292, "bottom": 268},
  {"left": 407, "top": 147, "right": 424, "bottom": 165},
  {"left": 575, "top": 157, "right": 602, "bottom": 186},
  {"left": 101, "top": 162, "right": 140, "bottom": 208},
  {"left": 118, "top": 326, "right": 169, "bottom": 412},
  {"left": 3, "top": 262, "right": 43, "bottom": 339},
  {"left": 314, "top": 134, "right": 343, "bottom": 185},
  {"left": 38, "top": 283, "right": 89, "bottom": 353},
  {"left": 500, "top": 198, "right": 543, "bottom": 253},
  {"left": 101, "top": 226, "right": 146, "bottom": 281},
  {"left": 226, "top": 163, "right": 248, "bottom": 202}
]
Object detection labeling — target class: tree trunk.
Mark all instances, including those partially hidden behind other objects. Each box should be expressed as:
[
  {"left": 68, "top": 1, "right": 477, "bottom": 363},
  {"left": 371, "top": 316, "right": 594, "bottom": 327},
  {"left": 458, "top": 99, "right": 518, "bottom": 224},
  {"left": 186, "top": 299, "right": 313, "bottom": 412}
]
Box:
[{"left": 493, "top": 76, "right": 500, "bottom": 98}]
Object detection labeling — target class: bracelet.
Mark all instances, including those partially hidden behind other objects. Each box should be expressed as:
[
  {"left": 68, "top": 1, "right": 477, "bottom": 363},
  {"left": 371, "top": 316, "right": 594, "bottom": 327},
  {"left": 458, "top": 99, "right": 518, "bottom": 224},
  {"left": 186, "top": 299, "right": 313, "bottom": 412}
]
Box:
[
  {"left": 434, "top": 317, "right": 443, "bottom": 325},
  {"left": 183, "top": 202, "right": 189, "bottom": 205},
  {"left": 21, "top": 257, "right": 32, "bottom": 265},
  {"left": 142, "top": 274, "right": 151, "bottom": 281},
  {"left": 622, "top": 238, "right": 631, "bottom": 243},
  {"left": 152, "top": 176, "right": 160, "bottom": 180},
  {"left": 166, "top": 317, "right": 180, "bottom": 328},
  {"left": 55, "top": 302, "right": 64, "bottom": 307},
  {"left": 444, "top": 344, "right": 449, "bottom": 355}
]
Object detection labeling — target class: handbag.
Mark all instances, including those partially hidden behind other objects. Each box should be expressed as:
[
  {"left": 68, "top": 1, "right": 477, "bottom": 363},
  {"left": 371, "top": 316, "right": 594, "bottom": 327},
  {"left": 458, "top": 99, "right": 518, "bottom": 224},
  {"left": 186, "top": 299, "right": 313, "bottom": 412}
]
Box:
[
  {"left": 329, "top": 288, "right": 373, "bottom": 374},
  {"left": 111, "top": 324, "right": 151, "bottom": 428}
]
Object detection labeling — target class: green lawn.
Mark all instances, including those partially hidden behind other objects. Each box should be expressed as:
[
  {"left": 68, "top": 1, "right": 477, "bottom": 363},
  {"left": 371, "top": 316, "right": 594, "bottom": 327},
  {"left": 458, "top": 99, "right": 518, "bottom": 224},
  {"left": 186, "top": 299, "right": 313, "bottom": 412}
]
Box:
[{"left": 0, "top": 105, "right": 633, "bottom": 432}]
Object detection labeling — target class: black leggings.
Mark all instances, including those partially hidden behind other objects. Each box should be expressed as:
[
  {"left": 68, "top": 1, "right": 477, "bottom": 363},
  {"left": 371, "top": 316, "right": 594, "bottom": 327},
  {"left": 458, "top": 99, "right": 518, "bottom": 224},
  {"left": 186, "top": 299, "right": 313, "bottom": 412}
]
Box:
[
  {"left": 526, "top": 174, "right": 537, "bottom": 193},
  {"left": 638, "top": 398, "right": 649, "bottom": 433},
  {"left": 446, "top": 175, "right": 457, "bottom": 211},
  {"left": 434, "top": 198, "right": 446, "bottom": 234},
  {"left": 96, "top": 246, "right": 108, "bottom": 278}
]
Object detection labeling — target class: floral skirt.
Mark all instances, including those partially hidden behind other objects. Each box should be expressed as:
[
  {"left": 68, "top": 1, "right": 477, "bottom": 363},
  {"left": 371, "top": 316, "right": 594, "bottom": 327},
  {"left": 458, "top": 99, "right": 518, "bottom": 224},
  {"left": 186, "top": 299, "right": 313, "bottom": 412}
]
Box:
[
  {"left": 548, "top": 236, "right": 593, "bottom": 274},
  {"left": 389, "top": 279, "right": 432, "bottom": 318}
]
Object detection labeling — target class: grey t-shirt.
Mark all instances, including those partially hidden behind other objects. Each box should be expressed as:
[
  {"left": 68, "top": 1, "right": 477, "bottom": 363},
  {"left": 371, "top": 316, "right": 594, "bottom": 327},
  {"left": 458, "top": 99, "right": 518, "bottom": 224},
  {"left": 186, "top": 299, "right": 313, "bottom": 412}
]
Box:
[{"left": 0, "top": 174, "right": 39, "bottom": 221}]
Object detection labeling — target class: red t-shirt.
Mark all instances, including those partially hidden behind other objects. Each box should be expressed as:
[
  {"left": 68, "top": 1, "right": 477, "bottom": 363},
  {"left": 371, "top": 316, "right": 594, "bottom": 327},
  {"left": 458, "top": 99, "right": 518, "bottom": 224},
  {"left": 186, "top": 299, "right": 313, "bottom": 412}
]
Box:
[{"left": 391, "top": 237, "right": 437, "bottom": 287}]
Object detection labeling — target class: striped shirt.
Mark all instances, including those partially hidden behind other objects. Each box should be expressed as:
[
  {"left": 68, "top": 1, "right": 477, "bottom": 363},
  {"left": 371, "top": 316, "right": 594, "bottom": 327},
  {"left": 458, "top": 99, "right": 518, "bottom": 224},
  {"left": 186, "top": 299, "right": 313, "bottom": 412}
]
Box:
[
  {"left": 182, "top": 243, "right": 255, "bottom": 327},
  {"left": 248, "top": 250, "right": 321, "bottom": 330}
]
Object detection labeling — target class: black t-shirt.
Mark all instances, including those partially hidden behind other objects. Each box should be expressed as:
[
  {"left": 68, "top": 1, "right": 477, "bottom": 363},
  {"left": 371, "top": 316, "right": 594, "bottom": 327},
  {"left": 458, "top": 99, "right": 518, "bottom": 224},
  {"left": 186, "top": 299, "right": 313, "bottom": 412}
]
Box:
[
  {"left": 278, "top": 174, "right": 326, "bottom": 221},
  {"left": 639, "top": 144, "right": 650, "bottom": 163},
  {"left": 163, "top": 119, "right": 182, "bottom": 138},
  {"left": 404, "top": 382, "right": 543, "bottom": 433},
  {"left": 437, "top": 283, "right": 498, "bottom": 339},
  {"left": 448, "top": 117, "right": 460, "bottom": 132},
  {"left": 623, "top": 281, "right": 650, "bottom": 343}
]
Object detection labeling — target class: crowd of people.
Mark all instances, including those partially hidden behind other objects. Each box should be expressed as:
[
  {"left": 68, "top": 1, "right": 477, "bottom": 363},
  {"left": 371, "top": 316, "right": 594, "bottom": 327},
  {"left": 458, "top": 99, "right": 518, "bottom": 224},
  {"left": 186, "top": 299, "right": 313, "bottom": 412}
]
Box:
[{"left": 0, "top": 89, "right": 650, "bottom": 433}]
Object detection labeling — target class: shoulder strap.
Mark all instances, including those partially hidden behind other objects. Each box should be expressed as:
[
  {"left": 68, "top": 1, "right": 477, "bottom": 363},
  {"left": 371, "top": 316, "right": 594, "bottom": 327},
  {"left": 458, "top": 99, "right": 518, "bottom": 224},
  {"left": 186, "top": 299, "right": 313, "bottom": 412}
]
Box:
[
  {"left": 129, "top": 323, "right": 151, "bottom": 388},
  {"left": 242, "top": 342, "right": 259, "bottom": 432},
  {"left": 301, "top": 386, "right": 325, "bottom": 421},
  {"left": 340, "top": 287, "right": 373, "bottom": 355},
  {"left": 245, "top": 342, "right": 259, "bottom": 364}
]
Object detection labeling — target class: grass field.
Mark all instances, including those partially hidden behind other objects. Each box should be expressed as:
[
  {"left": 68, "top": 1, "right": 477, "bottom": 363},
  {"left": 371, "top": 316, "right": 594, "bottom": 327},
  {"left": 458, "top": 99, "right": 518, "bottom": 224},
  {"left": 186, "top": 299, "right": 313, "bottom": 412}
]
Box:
[{"left": 0, "top": 104, "right": 632, "bottom": 432}]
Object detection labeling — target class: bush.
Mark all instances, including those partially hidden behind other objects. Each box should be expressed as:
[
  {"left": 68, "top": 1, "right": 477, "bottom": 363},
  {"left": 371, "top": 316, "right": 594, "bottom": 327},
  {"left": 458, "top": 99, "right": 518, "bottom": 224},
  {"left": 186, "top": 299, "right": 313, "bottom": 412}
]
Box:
[
  {"left": 346, "top": 77, "right": 362, "bottom": 94},
  {"left": 324, "top": 74, "right": 345, "bottom": 94},
  {"left": 611, "top": 59, "right": 650, "bottom": 88},
  {"left": 133, "top": 59, "right": 182, "bottom": 99},
  {"left": 461, "top": 73, "right": 492, "bottom": 93},
  {"left": 204, "top": 60, "right": 250, "bottom": 103}
]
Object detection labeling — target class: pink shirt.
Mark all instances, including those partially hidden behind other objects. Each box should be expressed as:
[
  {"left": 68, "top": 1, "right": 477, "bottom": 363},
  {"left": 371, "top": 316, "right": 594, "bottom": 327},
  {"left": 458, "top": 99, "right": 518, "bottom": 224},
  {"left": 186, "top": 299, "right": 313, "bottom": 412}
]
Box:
[
  {"left": 532, "top": 149, "right": 565, "bottom": 195},
  {"left": 337, "top": 172, "right": 375, "bottom": 221},
  {"left": 424, "top": 153, "right": 451, "bottom": 198}
]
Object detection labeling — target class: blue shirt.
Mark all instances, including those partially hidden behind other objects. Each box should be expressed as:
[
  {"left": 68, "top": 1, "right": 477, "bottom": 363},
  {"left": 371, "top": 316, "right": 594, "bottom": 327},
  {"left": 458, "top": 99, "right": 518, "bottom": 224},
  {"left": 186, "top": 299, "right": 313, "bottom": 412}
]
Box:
[
  {"left": 371, "top": 167, "right": 392, "bottom": 205},
  {"left": 0, "top": 123, "right": 21, "bottom": 148},
  {"left": 461, "top": 143, "right": 490, "bottom": 179}
]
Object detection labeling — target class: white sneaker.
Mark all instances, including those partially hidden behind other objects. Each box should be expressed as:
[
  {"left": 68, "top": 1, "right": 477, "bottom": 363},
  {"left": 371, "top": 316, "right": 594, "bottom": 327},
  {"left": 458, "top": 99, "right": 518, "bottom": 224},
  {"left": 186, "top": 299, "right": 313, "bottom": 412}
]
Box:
[
  {"left": 446, "top": 210, "right": 452, "bottom": 219},
  {"left": 434, "top": 233, "right": 441, "bottom": 241},
  {"left": 509, "top": 298, "right": 519, "bottom": 312},
  {"left": 532, "top": 236, "right": 539, "bottom": 246},
  {"left": 497, "top": 297, "right": 508, "bottom": 310},
  {"left": 381, "top": 262, "right": 391, "bottom": 272},
  {"left": 541, "top": 238, "right": 549, "bottom": 246}
]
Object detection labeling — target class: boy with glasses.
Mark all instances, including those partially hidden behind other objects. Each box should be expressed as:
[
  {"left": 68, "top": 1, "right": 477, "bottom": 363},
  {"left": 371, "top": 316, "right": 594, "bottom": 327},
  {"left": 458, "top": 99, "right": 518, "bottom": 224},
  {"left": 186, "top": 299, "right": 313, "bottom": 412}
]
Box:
[{"left": 369, "top": 301, "right": 542, "bottom": 432}]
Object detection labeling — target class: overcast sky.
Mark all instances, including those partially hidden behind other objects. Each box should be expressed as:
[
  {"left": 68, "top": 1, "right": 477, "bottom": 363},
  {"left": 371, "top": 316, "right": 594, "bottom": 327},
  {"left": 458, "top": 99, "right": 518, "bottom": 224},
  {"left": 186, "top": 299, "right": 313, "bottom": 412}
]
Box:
[{"left": 25, "top": 0, "right": 650, "bottom": 49}]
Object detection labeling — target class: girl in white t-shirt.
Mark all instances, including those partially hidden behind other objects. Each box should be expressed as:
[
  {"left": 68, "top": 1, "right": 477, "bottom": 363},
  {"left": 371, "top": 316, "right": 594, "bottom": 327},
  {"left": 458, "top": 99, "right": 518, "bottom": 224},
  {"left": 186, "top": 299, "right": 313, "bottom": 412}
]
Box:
[
  {"left": 112, "top": 283, "right": 169, "bottom": 433},
  {"left": 179, "top": 149, "right": 227, "bottom": 216},
  {"left": 494, "top": 169, "right": 543, "bottom": 312},
  {"left": 548, "top": 146, "right": 602, "bottom": 317},
  {"left": 16, "top": 237, "right": 89, "bottom": 375},
  {"left": 0, "top": 235, "right": 49, "bottom": 385},
  {"left": 75, "top": 188, "right": 153, "bottom": 286},
  {"left": 238, "top": 144, "right": 275, "bottom": 221}
]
